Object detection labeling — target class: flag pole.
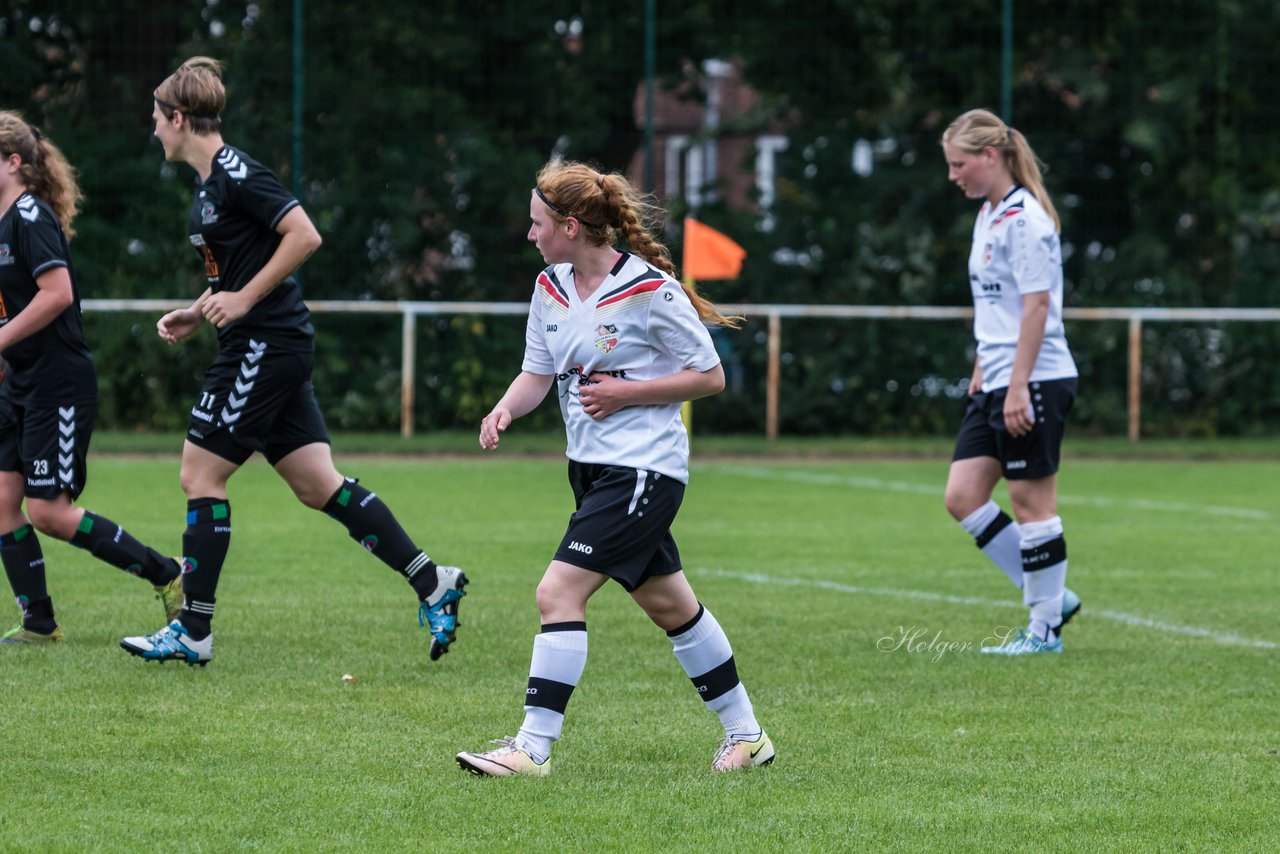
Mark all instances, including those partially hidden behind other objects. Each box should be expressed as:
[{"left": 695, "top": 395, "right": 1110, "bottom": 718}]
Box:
[{"left": 682, "top": 273, "right": 696, "bottom": 442}]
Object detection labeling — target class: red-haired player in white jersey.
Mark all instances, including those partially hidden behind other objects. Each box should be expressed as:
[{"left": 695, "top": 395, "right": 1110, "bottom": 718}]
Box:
[{"left": 456, "top": 160, "right": 773, "bottom": 776}]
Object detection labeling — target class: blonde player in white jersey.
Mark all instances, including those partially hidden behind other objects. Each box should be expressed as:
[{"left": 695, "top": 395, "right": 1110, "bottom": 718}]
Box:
[
  {"left": 456, "top": 160, "right": 773, "bottom": 776},
  {"left": 941, "top": 109, "right": 1081, "bottom": 655}
]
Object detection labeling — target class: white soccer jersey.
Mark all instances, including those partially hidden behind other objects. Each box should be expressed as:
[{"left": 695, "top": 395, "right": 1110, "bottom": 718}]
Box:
[
  {"left": 967, "top": 185, "right": 1077, "bottom": 392},
  {"left": 521, "top": 252, "right": 720, "bottom": 482}
]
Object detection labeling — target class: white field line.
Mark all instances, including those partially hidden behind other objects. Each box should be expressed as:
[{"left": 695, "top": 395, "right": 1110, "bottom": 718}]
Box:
[
  {"left": 701, "top": 464, "right": 1272, "bottom": 521},
  {"left": 697, "top": 568, "right": 1278, "bottom": 650}
]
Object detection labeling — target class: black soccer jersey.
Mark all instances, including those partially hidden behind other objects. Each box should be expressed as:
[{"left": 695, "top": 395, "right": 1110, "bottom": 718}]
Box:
[
  {"left": 188, "top": 145, "right": 313, "bottom": 349},
  {"left": 0, "top": 193, "right": 96, "bottom": 405}
]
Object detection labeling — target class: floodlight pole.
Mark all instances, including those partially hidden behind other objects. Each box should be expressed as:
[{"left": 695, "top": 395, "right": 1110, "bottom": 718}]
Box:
[
  {"left": 1001, "top": 0, "right": 1013, "bottom": 123},
  {"left": 643, "top": 0, "right": 656, "bottom": 191},
  {"left": 292, "top": 0, "right": 305, "bottom": 199}
]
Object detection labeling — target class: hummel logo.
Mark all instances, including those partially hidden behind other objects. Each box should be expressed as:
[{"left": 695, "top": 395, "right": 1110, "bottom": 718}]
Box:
[
  {"left": 17, "top": 196, "right": 40, "bottom": 223},
  {"left": 219, "top": 150, "right": 249, "bottom": 180}
]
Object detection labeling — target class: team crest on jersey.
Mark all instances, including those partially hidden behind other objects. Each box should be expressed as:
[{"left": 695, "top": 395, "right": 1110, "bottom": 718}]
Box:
[
  {"left": 983, "top": 241, "right": 993, "bottom": 266},
  {"left": 594, "top": 323, "right": 620, "bottom": 354},
  {"left": 201, "top": 201, "right": 219, "bottom": 225},
  {"left": 0, "top": 244, "right": 12, "bottom": 266}
]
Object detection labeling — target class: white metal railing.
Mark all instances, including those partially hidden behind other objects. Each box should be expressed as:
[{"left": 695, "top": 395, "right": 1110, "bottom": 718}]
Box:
[{"left": 83, "top": 299, "right": 1280, "bottom": 441}]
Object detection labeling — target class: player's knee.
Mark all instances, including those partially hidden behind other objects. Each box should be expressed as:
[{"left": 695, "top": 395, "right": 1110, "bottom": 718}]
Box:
[
  {"left": 293, "top": 483, "right": 331, "bottom": 510},
  {"left": 26, "top": 503, "right": 75, "bottom": 540},
  {"left": 640, "top": 598, "right": 680, "bottom": 628},
  {"left": 179, "top": 468, "right": 208, "bottom": 499},
  {"left": 944, "top": 485, "right": 978, "bottom": 521},
  {"left": 534, "top": 579, "right": 560, "bottom": 619}
]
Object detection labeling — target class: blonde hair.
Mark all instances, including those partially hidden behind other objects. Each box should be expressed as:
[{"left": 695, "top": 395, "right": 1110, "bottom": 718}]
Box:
[
  {"left": 535, "top": 160, "right": 742, "bottom": 327},
  {"left": 0, "top": 111, "right": 82, "bottom": 237},
  {"left": 942, "top": 109, "right": 1061, "bottom": 233},
  {"left": 154, "top": 56, "right": 226, "bottom": 136}
]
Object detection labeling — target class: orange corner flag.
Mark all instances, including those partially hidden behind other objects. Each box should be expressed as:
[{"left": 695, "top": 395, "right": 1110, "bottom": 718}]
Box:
[{"left": 683, "top": 217, "right": 746, "bottom": 281}]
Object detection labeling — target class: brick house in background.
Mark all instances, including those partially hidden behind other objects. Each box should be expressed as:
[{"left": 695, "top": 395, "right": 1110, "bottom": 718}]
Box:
[{"left": 627, "top": 59, "right": 789, "bottom": 229}]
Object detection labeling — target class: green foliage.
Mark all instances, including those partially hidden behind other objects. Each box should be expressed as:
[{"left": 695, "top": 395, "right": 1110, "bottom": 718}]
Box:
[{"left": 1, "top": 2, "right": 1277, "bottom": 435}]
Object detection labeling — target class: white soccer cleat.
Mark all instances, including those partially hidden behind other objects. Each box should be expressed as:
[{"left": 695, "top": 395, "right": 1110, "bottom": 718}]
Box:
[
  {"left": 456, "top": 737, "right": 550, "bottom": 777},
  {"left": 120, "top": 620, "right": 213, "bottom": 666},
  {"left": 712, "top": 731, "right": 775, "bottom": 771}
]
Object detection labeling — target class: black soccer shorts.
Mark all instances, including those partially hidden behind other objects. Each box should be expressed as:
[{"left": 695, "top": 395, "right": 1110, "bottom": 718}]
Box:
[
  {"left": 186, "top": 337, "right": 330, "bottom": 466},
  {"left": 952, "top": 377, "right": 1077, "bottom": 480},
  {"left": 0, "top": 390, "right": 97, "bottom": 500},
  {"left": 553, "top": 461, "right": 686, "bottom": 592}
]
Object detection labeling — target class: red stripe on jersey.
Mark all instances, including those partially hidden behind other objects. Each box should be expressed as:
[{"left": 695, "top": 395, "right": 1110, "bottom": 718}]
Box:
[
  {"left": 991, "top": 206, "right": 1024, "bottom": 228},
  {"left": 597, "top": 279, "right": 664, "bottom": 309},
  {"left": 538, "top": 272, "right": 570, "bottom": 309}
]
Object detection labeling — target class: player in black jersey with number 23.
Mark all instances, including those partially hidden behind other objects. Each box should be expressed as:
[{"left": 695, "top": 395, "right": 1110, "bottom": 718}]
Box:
[{"left": 0, "top": 111, "right": 185, "bottom": 645}]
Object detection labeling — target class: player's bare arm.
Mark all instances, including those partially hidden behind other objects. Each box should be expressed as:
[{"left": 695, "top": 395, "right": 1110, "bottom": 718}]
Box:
[
  {"left": 0, "top": 266, "right": 74, "bottom": 353},
  {"left": 157, "top": 287, "right": 211, "bottom": 344},
  {"left": 1004, "top": 291, "right": 1049, "bottom": 437},
  {"left": 480, "top": 371, "right": 555, "bottom": 450},
  {"left": 580, "top": 364, "right": 724, "bottom": 421},
  {"left": 201, "top": 207, "right": 322, "bottom": 329}
]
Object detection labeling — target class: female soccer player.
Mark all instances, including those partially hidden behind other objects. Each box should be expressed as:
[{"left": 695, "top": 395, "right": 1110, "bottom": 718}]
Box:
[
  {"left": 0, "top": 111, "right": 184, "bottom": 644},
  {"left": 119, "top": 57, "right": 466, "bottom": 666},
  {"left": 455, "top": 161, "right": 773, "bottom": 776},
  {"left": 940, "top": 109, "right": 1080, "bottom": 655}
]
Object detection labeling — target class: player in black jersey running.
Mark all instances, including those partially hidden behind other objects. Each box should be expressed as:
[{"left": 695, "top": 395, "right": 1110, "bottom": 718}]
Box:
[
  {"left": 0, "top": 111, "right": 185, "bottom": 645},
  {"left": 119, "top": 57, "right": 466, "bottom": 666}
]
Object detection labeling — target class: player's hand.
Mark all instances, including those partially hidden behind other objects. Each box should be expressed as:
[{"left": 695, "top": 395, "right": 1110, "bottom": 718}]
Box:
[
  {"left": 156, "top": 308, "right": 202, "bottom": 344},
  {"left": 201, "top": 291, "right": 253, "bottom": 328},
  {"left": 969, "top": 367, "right": 983, "bottom": 396},
  {"left": 1003, "top": 383, "right": 1035, "bottom": 437},
  {"left": 479, "top": 407, "right": 512, "bottom": 450},
  {"left": 579, "top": 373, "right": 628, "bottom": 420}
]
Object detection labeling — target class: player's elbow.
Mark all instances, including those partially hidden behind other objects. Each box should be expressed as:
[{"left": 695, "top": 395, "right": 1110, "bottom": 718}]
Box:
[
  {"left": 50, "top": 287, "right": 75, "bottom": 313},
  {"left": 700, "top": 364, "right": 726, "bottom": 396}
]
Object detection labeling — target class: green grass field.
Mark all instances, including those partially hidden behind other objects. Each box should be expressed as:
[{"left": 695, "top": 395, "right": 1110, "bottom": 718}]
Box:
[{"left": 2, "top": 445, "right": 1277, "bottom": 851}]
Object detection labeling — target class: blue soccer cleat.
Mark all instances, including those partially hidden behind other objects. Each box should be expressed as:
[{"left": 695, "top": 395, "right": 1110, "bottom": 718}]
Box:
[
  {"left": 982, "top": 626, "right": 1063, "bottom": 656},
  {"left": 1060, "top": 587, "right": 1082, "bottom": 627},
  {"left": 418, "top": 566, "right": 468, "bottom": 661},
  {"left": 120, "top": 620, "right": 213, "bottom": 666}
]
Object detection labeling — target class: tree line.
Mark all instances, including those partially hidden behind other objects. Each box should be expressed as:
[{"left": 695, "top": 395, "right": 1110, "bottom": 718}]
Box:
[{"left": 2, "top": 1, "right": 1276, "bottom": 436}]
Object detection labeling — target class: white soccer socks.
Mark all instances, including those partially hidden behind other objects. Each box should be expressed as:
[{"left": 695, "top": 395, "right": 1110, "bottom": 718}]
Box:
[
  {"left": 516, "top": 622, "right": 588, "bottom": 764},
  {"left": 960, "top": 500, "right": 1024, "bottom": 589},
  {"left": 667, "top": 605, "right": 761, "bottom": 741},
  {"left": 1021, "top": 516, "right": 1068, "bottom": 641}
]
